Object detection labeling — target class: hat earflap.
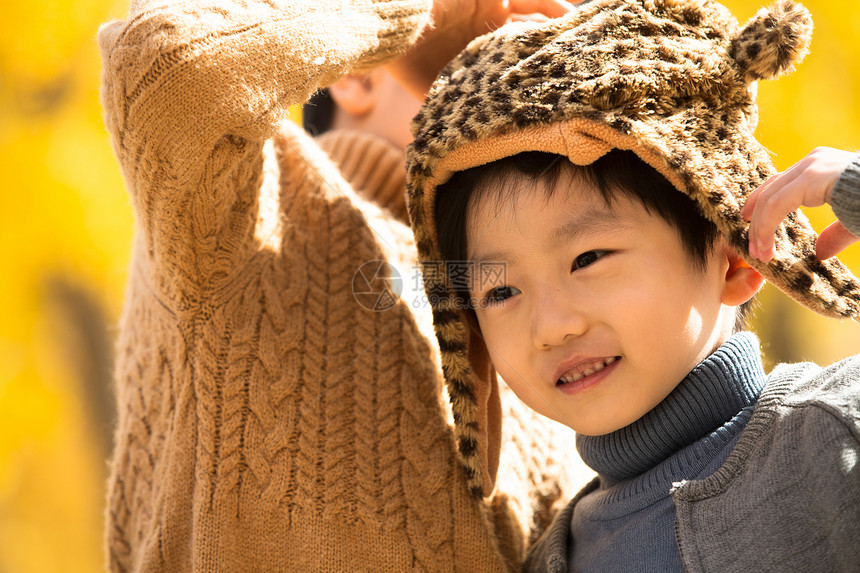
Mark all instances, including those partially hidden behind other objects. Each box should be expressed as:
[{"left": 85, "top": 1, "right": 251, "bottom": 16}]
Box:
[{"left": 730, "top": 0, "right": 812, "bottom": 83}]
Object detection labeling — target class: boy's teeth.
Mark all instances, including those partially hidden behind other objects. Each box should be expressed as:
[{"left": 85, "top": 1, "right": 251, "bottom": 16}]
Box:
[{"left": 558, "top": 356, "right": 617, "bottom": 385}]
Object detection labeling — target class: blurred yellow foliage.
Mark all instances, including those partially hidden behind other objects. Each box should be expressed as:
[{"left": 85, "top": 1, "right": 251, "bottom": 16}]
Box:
[
  {"left": 0, "top": 1, "right": 857, "bottom": 571},
  {"left": 0, "top": 0, "right": 131, "bottom": 570}
]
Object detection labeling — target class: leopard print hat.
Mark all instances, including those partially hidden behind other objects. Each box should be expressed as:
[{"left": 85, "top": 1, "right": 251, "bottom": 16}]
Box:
[{"left": 406, "top": 0, "right": 860, "bottom": 497}]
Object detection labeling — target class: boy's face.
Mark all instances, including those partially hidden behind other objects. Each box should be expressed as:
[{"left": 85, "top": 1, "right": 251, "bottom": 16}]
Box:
[{"left": 466, "top": 169, "right": 735, "bottom": 436}]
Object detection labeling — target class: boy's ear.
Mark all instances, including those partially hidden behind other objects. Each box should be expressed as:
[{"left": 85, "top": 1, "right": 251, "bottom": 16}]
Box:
[
  {"left": 328, "top": 73, "right": 376, "bottom": 117},
  {"left": 720, "top": 244, "right": 765, "bottom": 306}
]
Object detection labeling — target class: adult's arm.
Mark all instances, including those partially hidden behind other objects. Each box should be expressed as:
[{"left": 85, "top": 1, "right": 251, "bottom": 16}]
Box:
[{"left": 99, "top": 0, "right": 431, "bottom": 301}]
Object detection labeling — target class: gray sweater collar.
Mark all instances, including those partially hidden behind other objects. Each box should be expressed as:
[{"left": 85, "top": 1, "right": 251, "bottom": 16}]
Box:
[{"left": 576, "top": 332, "right": 766, "bottom": 483}]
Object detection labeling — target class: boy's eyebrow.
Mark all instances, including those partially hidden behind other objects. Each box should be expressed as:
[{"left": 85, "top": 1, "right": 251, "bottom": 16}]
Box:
[
  {"left": 469, "top": 206, "right": 628, "bottom": 268},
  {"left": 546, "top": 207, "right": 628, "bottom": 249}
]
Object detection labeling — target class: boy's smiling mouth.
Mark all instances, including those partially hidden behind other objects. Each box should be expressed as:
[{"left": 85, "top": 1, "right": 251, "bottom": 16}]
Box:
[{"left": 556, "top": 356, "right": 620, "bottom": 387}]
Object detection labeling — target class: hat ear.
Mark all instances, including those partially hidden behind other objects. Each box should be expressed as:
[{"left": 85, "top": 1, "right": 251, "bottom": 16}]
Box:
[{"left": 730, "top": 0, "right": 813, "bottom": 83}]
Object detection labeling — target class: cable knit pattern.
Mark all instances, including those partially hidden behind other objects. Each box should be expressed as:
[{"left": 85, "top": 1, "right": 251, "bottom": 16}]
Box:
[
  {"left": 99, "top": 1, "right": 586, "bottom": 570},
  {"left": 317, "top": 130, "right": 410, "bottom": 223}
]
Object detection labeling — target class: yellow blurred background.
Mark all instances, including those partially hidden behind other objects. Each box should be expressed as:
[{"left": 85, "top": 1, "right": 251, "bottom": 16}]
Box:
[{"left": 0, "top": 1, "right": 857, "bottom": 571}]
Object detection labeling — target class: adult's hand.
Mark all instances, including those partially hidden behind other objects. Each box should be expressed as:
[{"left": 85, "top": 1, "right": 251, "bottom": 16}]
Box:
[
  {"left": 389, "top": 0, "right": 580, "bottom": 98},
  {"left": 741, "top": 147, "right": 859, "bottom": 261}
]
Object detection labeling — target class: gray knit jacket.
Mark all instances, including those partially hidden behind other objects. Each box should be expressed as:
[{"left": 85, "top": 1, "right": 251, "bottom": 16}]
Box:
[{"left": 524, "top": 161, "right": 860, "bottom": 572}]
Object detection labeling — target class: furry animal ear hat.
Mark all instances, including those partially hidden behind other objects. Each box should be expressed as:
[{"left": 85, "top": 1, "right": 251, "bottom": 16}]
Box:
[{"left": 406, "top": 0, "right": 860, "bottom": 497}]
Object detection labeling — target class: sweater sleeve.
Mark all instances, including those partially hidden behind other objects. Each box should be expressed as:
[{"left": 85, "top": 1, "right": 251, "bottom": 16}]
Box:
[
  {"left": 830, "top": 152, "right": 860, "bottom": 237},
  {"left": 98, "top": 0, "right": 430, "bottom": 301}
]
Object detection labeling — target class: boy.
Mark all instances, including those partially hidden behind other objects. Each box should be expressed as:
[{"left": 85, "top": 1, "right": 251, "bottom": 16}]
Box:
[{"left": 406, "top": 0, "right": 860, "bottom": 570}]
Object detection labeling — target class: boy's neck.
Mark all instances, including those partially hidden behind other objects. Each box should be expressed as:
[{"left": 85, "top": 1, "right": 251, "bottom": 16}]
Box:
[{"left": 576, "top": 332, "right": 766, "bottom": 483}]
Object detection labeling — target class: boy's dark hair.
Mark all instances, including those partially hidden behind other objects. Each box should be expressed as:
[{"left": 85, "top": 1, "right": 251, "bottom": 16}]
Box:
[
  {"left": 302, "top": 88, "right": 335, "bottom": 136},
  {"left": 434, "top": 149, "right": 755, "bottom": 331}
]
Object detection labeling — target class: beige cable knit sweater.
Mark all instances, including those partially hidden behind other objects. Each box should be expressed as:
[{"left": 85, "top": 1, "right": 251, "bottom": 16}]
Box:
[{"left": 98, "top": 1, "right": 586, "bottom": 570}]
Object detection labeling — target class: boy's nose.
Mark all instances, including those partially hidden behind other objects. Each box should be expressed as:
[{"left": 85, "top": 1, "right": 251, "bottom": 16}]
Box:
[{"left": 530, "top": 289, "right": 587, "bottom": 349}]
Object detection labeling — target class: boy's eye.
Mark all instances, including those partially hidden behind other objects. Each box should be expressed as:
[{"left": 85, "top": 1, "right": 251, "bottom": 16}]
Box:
[
  {"left": 483, "top": 285, "right": 521, "bottom": 305},
  {"left": 572, "top": 250, "right": 608, "bottom": 271}
]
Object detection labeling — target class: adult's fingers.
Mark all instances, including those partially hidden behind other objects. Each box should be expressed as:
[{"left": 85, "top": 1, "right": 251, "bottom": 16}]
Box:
[
  {"left": 740, "top": 178, "right": 770, "bottom": 221},
  {"left": 816, "top": 221, "right": 860, "bottom": 260},
  {"left": 507, "top": 12, "right": 550, "bottom": 23},
  {"left": 508, "top": 0, "right": 580, "bottom": 19},
  {"left": 747, "top": 177, "right": 817, "bottom": 261},
  {"left": 741, "top": 164, "right": 804, "bottom": 220}
]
